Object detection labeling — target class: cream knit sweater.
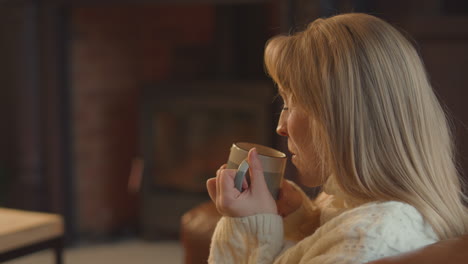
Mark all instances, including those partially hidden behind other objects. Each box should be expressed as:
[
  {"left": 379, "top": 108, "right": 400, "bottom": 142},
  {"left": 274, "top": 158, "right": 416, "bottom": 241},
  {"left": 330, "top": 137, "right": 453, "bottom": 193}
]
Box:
[{"left": 208, "top": 186, "right": 438, "bottom": 264}]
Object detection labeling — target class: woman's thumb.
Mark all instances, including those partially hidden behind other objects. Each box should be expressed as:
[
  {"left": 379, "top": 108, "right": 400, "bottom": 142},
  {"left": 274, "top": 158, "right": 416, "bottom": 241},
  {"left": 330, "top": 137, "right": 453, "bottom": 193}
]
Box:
[{"left": 247, "top": 148, "right": 267, "bottom": 189}]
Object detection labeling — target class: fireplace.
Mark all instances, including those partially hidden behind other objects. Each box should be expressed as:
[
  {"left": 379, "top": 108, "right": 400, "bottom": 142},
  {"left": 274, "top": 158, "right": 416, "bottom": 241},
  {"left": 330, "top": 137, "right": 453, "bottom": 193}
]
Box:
[
  {"left": 139, "top": 81, "right": 275, "bottom": 238},
  {"left": 68, "top": 2, "right": 280, "bottom": 239},
  {"left": 0, "top": 0, "right": 285, "bottom": 241}
]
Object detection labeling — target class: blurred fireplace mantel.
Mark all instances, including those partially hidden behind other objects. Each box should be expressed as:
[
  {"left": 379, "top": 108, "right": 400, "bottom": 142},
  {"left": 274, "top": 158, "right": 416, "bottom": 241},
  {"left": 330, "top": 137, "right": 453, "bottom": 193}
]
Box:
[{"left": 38, "top": 0, "right": 269, "bottom": 4}]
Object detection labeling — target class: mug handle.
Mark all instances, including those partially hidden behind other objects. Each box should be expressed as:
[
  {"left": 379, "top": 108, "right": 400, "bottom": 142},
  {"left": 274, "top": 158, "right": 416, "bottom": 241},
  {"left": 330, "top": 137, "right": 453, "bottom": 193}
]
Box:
[{"left": 234, "top": 160, "right": 249, "bottom": 192}]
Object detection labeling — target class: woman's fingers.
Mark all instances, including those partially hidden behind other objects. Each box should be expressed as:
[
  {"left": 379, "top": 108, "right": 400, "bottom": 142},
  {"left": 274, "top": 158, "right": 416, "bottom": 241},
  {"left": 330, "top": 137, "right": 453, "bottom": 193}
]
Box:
[
  {"left": 208, "top": 159, "right": 277, "bottom": 217},
  {"left": 206, "top": 178, "right": 217, "bottom": 202},
  {"left": 276, "top": 180, "right": 303, "bottom": 217},
  {"left": 218, "top": 169, "right": 239, "bottom": 199},
  {"left": 207, "top": 164, "right": 228, "bottom": 204},
  {"left": 247, "top": 148, "right": 268, "bottom": 191},
  {"left": 216, "top": 169, "right": 244, "bottom": 216},
  {"left": 216, "top": 167, "right": 222, "bottom": 203},
  {"left": 279, "top": 179, "right": 293, "bottom": 198},
  {"left": 242, "top": 176, "right": 249, "bottom": 190}
]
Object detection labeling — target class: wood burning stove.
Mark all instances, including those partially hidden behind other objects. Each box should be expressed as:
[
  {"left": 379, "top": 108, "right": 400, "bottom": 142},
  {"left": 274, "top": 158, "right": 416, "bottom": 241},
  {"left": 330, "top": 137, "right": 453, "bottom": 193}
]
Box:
[{"left": 139, "top": 81, "right": 274, "bottom": 239}]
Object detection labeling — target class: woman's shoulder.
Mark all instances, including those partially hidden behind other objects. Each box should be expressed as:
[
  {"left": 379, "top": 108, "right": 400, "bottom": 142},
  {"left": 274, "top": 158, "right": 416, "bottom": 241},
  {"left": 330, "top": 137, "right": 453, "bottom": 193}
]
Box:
[
  {"left": 321, "top": 200, "right": 439, "bottom": 249},
  {"left": 345, "top": 200, "right": 425, "bottom": 221},
  {"left": 334, "top": 201, "right": 435, "bottom": 230},
  {"left": 291, "top": 201, "right": 439, "bottom": 263}
]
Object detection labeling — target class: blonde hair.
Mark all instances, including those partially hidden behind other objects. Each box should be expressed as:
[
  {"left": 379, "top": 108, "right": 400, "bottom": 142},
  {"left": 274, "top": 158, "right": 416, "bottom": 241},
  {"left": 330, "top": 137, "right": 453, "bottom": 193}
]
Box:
[{"left": 265, "top": 13, "right": 468, "bottom": 239}]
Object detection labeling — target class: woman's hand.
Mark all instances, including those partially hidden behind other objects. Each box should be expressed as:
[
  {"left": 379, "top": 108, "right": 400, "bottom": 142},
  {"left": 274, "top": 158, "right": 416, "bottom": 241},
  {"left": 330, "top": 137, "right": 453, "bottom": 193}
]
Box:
[
  {"left": 206, "top": 148, "right": 277, "bottom": 217},
  {"left": 276, "top": 180, "right": 303, "bottom": 217}
]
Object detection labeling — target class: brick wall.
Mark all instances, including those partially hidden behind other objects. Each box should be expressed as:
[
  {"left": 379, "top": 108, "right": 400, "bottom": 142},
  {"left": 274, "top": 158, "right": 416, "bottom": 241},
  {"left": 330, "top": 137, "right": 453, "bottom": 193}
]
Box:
[{"left": 71, "top": 4, "right": 216, "bottom": 236}]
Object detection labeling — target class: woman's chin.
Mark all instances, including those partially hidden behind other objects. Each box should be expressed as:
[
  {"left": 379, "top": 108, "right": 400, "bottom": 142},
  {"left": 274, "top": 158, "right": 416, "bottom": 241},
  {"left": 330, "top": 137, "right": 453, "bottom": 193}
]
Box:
[
  {"left": 291, "top": 154, "right": 298, "bottom": 164},
  {"left": 293, "top": 162, "right": 324, "bottom": 187}
]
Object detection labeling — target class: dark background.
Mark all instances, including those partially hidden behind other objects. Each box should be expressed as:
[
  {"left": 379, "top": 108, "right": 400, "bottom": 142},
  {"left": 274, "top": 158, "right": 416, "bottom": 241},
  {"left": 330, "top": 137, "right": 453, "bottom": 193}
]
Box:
[{"left": 0, "top": 0, "right": 467, "bottom": 244}]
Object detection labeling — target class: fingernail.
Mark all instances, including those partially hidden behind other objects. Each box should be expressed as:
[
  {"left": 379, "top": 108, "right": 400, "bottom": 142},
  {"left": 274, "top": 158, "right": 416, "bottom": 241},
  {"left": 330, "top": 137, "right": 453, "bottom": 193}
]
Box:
[{"left": 252, "top": 148, "right": 258, "bottom": 158}]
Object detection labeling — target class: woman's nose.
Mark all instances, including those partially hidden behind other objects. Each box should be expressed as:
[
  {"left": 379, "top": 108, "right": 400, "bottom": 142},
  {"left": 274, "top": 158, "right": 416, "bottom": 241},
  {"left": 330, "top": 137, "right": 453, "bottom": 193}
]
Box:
[{"left": 276, "top": 115, "right": 288, "bottom": 137}]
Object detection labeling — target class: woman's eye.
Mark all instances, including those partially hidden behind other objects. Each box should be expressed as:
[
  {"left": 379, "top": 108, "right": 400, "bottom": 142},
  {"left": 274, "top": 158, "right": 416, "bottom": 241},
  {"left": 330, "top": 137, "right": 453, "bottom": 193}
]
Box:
[{"left": 282, "top": 105, "right": 289, "bottom": 111}]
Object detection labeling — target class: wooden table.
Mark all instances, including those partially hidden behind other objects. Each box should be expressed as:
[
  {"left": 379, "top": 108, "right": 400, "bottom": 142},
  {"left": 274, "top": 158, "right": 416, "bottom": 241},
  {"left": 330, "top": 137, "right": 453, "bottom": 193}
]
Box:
[{"left": 0, "top": 208, "right": 64, "bottom": 263}]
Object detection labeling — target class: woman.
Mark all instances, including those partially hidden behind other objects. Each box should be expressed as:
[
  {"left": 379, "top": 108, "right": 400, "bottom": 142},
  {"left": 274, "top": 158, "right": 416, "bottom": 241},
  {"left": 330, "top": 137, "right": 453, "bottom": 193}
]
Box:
[{"left": 206, "top": 13, "right": 468, "bottom": 263}]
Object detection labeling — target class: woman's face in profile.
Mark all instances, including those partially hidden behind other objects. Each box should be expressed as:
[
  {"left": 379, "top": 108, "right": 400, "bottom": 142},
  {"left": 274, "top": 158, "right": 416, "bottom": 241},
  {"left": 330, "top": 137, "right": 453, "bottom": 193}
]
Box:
[{"left": 276, "top": 91, "right": 323, "bottom": 187}]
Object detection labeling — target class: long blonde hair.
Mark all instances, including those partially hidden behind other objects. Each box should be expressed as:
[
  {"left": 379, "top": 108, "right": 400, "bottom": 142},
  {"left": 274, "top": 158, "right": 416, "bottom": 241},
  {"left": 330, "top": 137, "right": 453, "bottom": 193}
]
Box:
[{"left": 265, "top": 13, "right": 468, "bottom": 239}]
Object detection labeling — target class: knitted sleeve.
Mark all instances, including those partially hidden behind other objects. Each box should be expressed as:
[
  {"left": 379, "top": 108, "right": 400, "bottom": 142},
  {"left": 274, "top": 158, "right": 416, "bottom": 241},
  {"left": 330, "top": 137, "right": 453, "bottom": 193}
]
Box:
[
  {"left": 208, "top": 214, "right": 284, "bottom": 264},
  {"left": 207, "top": 182, "right": 327, "bottom": 264}
]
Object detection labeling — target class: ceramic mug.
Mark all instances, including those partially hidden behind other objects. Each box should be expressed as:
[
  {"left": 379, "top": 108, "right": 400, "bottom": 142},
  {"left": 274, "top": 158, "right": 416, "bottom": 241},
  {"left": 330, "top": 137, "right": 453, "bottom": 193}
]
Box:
[{"left": 226, "top": 142, "right": 287, "bottom": 199}]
